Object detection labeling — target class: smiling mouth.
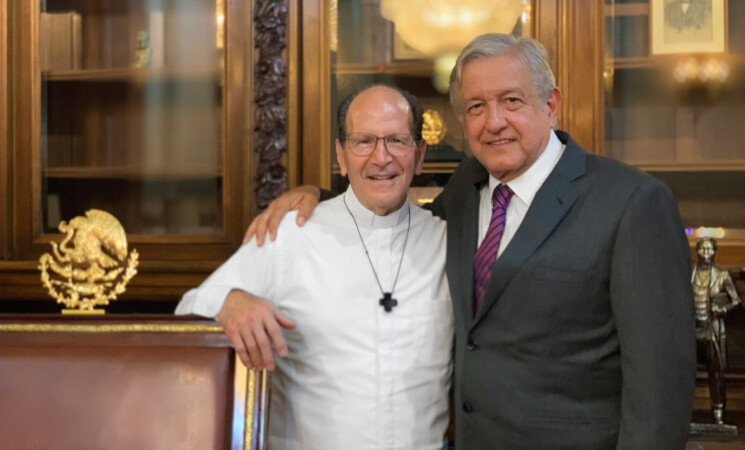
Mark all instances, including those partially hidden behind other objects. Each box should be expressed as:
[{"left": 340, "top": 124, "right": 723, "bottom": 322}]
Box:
[
  {"left": 368, "top": 175, "right": 397, "bottom": 180},
  {"left": 486, "top": 139, "right": 514, "bottom": 146}
]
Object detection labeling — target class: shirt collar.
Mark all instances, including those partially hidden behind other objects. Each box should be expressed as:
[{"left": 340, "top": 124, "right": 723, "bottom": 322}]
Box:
[
  {"left": 343, "top": 185, "right": 409, "bottom": 229},
  {"left": 489, "top": 129, "right": 565, "bottom": 205}
]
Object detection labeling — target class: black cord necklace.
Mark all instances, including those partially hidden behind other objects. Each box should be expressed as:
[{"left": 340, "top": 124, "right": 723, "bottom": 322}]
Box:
[{"left": 343, "top": 195, "right": 411, "bottom": 312}]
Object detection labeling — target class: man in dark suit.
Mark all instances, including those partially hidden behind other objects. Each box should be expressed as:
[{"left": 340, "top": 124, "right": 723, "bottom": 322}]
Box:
[{"left": 243, "top": 34, "right": 696, "bottom": 449}]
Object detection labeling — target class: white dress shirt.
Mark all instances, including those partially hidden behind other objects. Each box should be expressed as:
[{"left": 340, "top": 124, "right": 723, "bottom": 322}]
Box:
[
  {"left": 477, "top": 130, "right": 566, "bottom": 256},
  {"left": 176, "top": 186, "right": 453, "bottom": 450}
]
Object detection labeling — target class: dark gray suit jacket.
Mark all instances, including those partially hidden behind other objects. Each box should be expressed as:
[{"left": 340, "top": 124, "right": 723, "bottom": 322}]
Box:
[{"left": 429, "top": 131, "right": 696, "bottom": 449}]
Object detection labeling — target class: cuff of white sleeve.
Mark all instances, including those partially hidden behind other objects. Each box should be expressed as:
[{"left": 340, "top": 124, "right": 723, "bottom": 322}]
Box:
[{"left": 174, "top": 286, "right": 232, "bottom": 318}]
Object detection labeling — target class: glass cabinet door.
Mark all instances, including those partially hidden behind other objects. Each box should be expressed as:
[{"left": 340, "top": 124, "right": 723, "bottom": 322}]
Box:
[
  {"left": 604, "top": 0, "right": 745, "bottom": 260},
  {"left": 10, "top": 0, "right": 246, "bottom": 264},
  {"left": 313, "top": 0, "right": 532, "bottom": 201},
  {"left": 40, "top": 0, "right": 224, "bottom": 235}
]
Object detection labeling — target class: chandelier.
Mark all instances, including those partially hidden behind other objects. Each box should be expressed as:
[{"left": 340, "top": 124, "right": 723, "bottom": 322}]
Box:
[{"left": 380, "top": 0, "right": 526, "bottom": 92}]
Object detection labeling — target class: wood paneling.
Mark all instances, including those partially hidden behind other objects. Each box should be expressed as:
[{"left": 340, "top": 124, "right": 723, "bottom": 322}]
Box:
[
  {"left": 534, "top": 0, "right": 560, "bottom": 80},
  {"left": 300, "top": 0, "right": 330, "bottom": 190},
  {"left": 535, "top": 0, "right": 604, "bottom": 153},
  {"left": 286, "top": 0, "right": 300, "bottom": 192},
  {"left": 12, "top": 1, "right": 42, "bottom": 260},
  {"left": 559, "top": 0, "right": 604, "bottom": 153},
  {"left": 225, "top": 0, "right": 246, "bottom": 238},
  {"left": 0, "top": 0, "right": 7, "bottom": 260}
]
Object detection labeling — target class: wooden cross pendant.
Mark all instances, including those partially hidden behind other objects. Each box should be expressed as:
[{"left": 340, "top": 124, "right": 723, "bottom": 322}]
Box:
[{"left": 379, "top": 292, "right": 398, "bottom": 312}]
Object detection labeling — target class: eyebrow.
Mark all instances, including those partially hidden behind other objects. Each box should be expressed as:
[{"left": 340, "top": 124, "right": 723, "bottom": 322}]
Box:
[
  {"left": 498, "top": 88, "right": 526, "bottom": 98},
  {"left": 463, "top": 87, "right": 527, "bottom": 104}
]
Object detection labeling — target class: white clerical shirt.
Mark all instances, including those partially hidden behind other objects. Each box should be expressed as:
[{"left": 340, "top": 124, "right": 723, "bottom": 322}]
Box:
[{"left": 176, "top": 187, "right": 453, "bottom": 450}]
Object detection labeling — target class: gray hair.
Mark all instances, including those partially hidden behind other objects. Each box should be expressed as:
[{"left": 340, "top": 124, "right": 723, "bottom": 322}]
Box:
[{"left": 448, "top": 33, "right": 556, "bottom": 117}]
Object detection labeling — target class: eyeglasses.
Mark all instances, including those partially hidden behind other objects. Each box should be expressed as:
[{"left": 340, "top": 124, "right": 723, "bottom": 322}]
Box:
[{"left": 344, "top": 133, "right": 417, "bottom": 157}]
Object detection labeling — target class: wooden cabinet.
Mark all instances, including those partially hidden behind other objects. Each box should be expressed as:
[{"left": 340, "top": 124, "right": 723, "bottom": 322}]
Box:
[
  {"left": 4, "top": 0, "right": 745, "bottom": 309},
  {"left": 319, "top": 1, "right": 470, "bottom": 198},
  {"left": 298, "top": 0, "right": 605, "bottom": 199},
  {"left": 0, "top": 0, "right": 289, "bottom": 310},
  {"left": 603, "top": 0, "right": 744, "bottom": 252},
  {"left": 40, "top": 3, "right": 225, "bottom": 238},
  {"left": 299, "top": 0, "right": 745, "bottom": 266},
  {"left": 602, "top": 0, "right": 745, "bottom": 264},
  {"left": 302, "top": 0, "right": 542, "bottom": 203}
]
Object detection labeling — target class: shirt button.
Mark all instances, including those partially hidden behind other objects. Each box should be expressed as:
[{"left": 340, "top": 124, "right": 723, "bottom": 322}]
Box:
[
  {"left": 463, "top": 402, "right": 474, "bottom": 413},
  {"left": 466, "top": 338, "right": 478, "bottom": 351}
]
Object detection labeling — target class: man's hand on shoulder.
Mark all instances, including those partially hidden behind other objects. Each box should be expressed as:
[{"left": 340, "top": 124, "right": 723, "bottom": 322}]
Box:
[
  {"left": 243, "top": 185, "right": 322, "bottom": 246},
  {"left": 217, "top": 289, "right": 296, "bottom": 370}
]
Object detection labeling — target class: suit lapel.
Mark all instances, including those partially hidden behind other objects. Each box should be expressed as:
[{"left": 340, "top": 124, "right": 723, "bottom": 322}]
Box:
[
  {"left": 451, "top": 159, "right": 489, "bottom": 325},
  {"left": 471, "top": 135, "right": 587, "bottom": 327}
]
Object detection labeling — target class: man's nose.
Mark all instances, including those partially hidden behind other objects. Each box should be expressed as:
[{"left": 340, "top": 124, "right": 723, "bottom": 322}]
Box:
[
  {"left": 485, "top": 103, "right": 508, "bottom": 132},
  {"left": 370, "top": 138, "right": 393, "bottom": 164}
]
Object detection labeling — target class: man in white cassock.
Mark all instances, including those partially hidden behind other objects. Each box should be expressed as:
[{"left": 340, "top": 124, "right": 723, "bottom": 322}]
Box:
[{"left": 176, "top": 85, "right": 453, "bottom": 450}]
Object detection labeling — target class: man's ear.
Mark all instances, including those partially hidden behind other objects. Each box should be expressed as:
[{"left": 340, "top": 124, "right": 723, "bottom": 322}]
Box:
[
  {"left": 335, "top": 139, "right": 348, "bottom": 176},
  {"left": 414, "top": 141, "right": 427, "bottom": 175},
  {"left": 546, "top": 87, "right": 563, "bottom": 129}
]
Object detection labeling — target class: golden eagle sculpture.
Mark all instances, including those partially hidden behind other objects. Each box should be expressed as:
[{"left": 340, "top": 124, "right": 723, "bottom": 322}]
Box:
[
  {"left": 39, "top": 209, "right": 139, "bottom": 312},
  {"left": 422, "top": 109, "right": 448, "bottom": 146}
]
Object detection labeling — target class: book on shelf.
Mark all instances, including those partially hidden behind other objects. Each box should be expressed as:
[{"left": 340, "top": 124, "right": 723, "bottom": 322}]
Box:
[{"left": 40, "top": 11, "right": 82, "bottom": 71}]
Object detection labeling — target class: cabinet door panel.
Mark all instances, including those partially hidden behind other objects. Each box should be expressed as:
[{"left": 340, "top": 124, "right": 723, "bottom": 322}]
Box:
[
  {"left": 38, "top": 0, "right": 224, "bottom": 238},
  {"left": 605, "top": 0, "right": 745, "bottom": 263},
  {"left": 7, "top": 0, "right": 247, "bottom": 304},
  {"left": 304, "top": 0, "right": 533, "bottom": 200}
]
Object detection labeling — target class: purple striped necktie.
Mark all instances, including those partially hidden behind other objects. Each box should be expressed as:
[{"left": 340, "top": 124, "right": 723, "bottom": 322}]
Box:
[{"left": 473, "top": 184, "right": 513, "bottom": 315}]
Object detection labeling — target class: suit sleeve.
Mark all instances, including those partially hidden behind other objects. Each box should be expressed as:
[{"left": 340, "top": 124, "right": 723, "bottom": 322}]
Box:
[
  {"left": 610, "top": 178, "right": 696, "bottom": 449},
  {"left": 424, "top": 156, "right": 478, "bottom": 220},
  {"left": 425, "top": 190, "right": 446, "bottom": 219},
  {"left": 320, "top": 188, "right": 337, "bottom": 202}
]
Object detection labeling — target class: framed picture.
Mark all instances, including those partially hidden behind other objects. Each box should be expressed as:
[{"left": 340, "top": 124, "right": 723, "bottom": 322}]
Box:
[{"left": 651, "top": 0, "right": 726, "bottom": 55}]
